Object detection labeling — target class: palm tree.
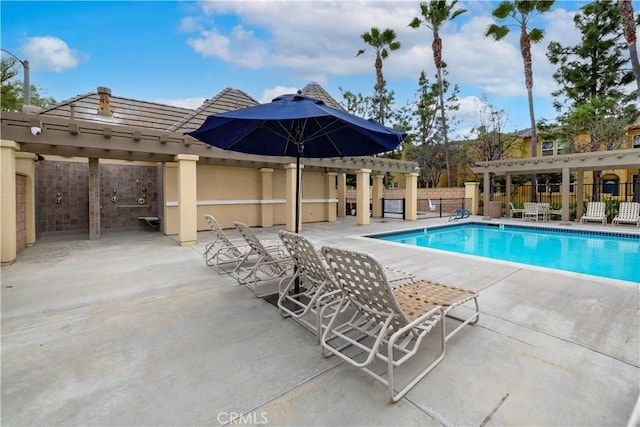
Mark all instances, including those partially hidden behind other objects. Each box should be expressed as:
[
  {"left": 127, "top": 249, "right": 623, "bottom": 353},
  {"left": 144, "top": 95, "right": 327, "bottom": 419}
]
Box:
[
  {"left": 356, "top": 27, "right": 401, "bottom": 125},
  {"left": 618, "top": 0, "right": 640, "bottom": 202},
  {"left": 618, "top": 0, "right": 640, "bottom": 97},
  {"left": 486, "top": 0, "right": 554, "bottom": 201},
  {"left": 409, "top": 0, "right": 467, "bottom": 187}
]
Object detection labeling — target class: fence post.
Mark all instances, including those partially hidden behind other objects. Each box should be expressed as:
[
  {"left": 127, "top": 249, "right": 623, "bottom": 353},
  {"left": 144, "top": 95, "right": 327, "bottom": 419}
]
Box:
[
  {"left": 402, "top": 198, "right": 406, "bottom": 220},
  {"left": 439, "top": 198, "right": 443, "bottom": 217},
  {"left": 382, "top": 198, "right": 385, "bottom": 219}
]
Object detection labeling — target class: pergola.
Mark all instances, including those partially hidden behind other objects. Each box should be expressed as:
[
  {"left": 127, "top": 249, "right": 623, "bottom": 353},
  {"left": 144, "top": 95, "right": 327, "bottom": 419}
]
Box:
[
  {"left": 1, "top": 110, "right": 420, "bottom": 262},
  {"left": 471, "top": 148, "right": 640, "bottom": 220},
  {"left": 0, "top": 111, "right": 417, "bottom": 174}
]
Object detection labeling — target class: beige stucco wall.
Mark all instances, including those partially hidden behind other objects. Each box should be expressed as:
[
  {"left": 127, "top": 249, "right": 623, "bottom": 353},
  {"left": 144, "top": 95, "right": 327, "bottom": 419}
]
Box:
[
  {"left": 163, "top": 162, "right": 179, "bottom": 235},
  {"left": 15, "top": 152, "right": 37, "bottom": 248}
]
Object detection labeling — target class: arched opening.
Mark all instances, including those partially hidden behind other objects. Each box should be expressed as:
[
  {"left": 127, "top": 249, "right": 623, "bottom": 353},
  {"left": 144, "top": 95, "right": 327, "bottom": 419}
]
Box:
[{"left": 601, "top": 174, "right": 620, "bottom": 197}]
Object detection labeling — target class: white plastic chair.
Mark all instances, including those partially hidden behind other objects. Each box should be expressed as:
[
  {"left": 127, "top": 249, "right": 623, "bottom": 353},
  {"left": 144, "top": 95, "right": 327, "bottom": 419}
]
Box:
[
  {"left": 612, "top": 202, "right": 640, "bottom": 227},
  {"left": 580, "top": 202, "right": 607, "bottom": 225}
]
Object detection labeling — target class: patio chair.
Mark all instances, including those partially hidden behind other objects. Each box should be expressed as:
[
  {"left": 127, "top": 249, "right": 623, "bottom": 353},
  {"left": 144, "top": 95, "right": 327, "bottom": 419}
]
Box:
[
  {"left": 428, "top": 198, "right": 436, "bottom": 212},
  {"left": 509, "top": 202, "right": 525, "bottom": 218},
  {"left": 523, "top": 202, "right": 540, "bottom": 222},
  {"left": 536, "top": 203, "right": 551, "bottom": 222},
  {"left": 320, "top": 246, "right": 479, "bottom": 402},
  {"left": 233, "top": 221, "right": 294, "bottom": 294},
  {"left": 612, "top": 202, "right": 640, "bottom": 227},
  {"left": 277, "top": 231, "right": 416, "bottom": 339},
  {"left": 277, "top": 231, "right": 343, "bottom": 339},
  {"left": 580, "top": 202, "right": 607, "bottom": 225},
  {"left": 202, "top": 214, "right": 253, "bottom": 276}
]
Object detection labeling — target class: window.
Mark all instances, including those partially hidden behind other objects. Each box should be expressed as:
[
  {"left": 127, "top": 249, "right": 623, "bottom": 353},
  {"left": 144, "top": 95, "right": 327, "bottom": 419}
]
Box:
[
  {"left": 541, "top": 141, "right": 554, "bottom": 156},
  {"left": 633, "top": 134, "right": 640, "bottom": 149},
  {"left": 602, "top": 179, "right": 619, "bottom": 196},
  {"left": 556, "top": 140, "right": 567, "bottom": 154}
]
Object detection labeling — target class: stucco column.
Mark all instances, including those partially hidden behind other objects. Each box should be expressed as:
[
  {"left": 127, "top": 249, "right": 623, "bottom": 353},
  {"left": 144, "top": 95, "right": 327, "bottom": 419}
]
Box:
[
  {"left": 356, "top": 168, "right": 371, "bottom": 226},
  {"left": 88, "top": 158, "right": 101, "bottom": 240},
  {"left": 561, "top": 167, "right": 571, "bottom": 222},
  {"left": 483, "top": 172, "right": 491, "bottom": 216},
  {"left": 576, "top": 170, "right": 584, "bottom": 219},
  {"left": 372, "top": 174, "right": 384, "bottom": 218},
  {"left": 175, "top": 154, "right": 199, "bottom": 246},
  {"left": 326, "top": 172, "right": 337, "bottom": 222},
  {"left": 465, "top": 181, "right": 480, "bottom": 215},
  {"left": 404, "top": 172, "right": 418, "bottom": 221},
  {"left": 337, "top": 173, "right": 346, "bottom": 217},
  {"left": 260, "top": 168, "right": 274, "bottom": 227},
  {"left": 15, "top": 152, "right": 37, "bottom": 248},
  {"left": 1, "top": 140, "right": 19, "bottom": 265},
  {"left": 285, "top": 164, "right": 303, "bottom": 232}
]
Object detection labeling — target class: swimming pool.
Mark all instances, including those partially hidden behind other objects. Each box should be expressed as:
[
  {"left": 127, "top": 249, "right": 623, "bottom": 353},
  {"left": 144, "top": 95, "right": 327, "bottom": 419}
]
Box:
[{"left": 371, "top": 223, "right": 640, "bottom": 283}]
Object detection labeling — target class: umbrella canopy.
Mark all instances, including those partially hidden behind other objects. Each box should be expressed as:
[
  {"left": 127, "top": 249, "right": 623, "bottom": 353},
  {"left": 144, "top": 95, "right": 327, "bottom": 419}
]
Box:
[
  {"left": 188, "top": 93, "right": 405, "bottom": 158},
  {"left": 187, "top": 93, "right": 406, "bottom": 235}
]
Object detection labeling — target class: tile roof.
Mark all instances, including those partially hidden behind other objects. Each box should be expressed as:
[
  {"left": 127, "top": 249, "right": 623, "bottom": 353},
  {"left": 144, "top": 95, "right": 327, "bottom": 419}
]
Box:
[
  {"left": 38, "top": 89, "right": 194, "bottom": 131},
  {"left": 37, "top": 83, "right": 344, "bottom": 133},
  {"left": 300, "top": 82, "right": 343, "bottom": 110},
  {"left": 169, "top": 88, "right": 259, "bottom": 132}
]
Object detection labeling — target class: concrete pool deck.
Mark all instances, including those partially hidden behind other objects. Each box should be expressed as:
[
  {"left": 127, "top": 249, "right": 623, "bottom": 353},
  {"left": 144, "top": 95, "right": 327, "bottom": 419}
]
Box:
[{"left": 1, "top": 216, "right": 639, "bottom": 426}]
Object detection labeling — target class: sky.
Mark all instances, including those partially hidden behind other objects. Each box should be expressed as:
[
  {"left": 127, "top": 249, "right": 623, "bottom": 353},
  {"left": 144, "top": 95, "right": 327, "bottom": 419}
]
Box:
[{"left": 1, "top": 0, "right": 633, "bottom": 138}]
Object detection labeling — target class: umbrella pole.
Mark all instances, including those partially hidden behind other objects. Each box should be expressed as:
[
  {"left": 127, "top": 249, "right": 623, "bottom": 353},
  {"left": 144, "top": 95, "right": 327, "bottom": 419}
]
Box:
[{"left": 294, "top": 152, "right": 301, "bottom": 294}]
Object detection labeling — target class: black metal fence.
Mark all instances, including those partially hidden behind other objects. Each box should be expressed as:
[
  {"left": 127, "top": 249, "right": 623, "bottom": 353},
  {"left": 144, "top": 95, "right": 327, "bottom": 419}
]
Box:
[
  {"left": 379, "top": 197, "right": 471, "bottom": 220},
  {"left": 490, "top": 182, "right": 639, "bottom": 221}
]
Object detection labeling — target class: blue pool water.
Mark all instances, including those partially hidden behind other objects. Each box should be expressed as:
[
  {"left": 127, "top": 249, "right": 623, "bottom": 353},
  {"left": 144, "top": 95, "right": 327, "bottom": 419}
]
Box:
[{"left": 372, "top": 223, "right": 640, "bottom": 283}]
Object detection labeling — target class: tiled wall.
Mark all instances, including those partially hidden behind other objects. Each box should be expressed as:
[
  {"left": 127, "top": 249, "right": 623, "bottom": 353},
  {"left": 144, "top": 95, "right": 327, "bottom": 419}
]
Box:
[
  {"left": 37, "top": 161, "right": 90, "bottom": 233},
  {"left": 36, "top": 161, "right": 158, "bottom": 234},
  {"left": 100, "top": 164, "right": 157, "bottom": 230}
]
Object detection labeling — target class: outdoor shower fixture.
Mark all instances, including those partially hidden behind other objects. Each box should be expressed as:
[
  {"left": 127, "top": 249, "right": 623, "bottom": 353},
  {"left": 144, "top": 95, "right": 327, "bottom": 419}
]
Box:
[
  {"left": 54, "top": 192, "right": 62, "bottom": 204},
  {"left": 137, "top": 187, "right": 147, "bottom": 205},
  {"left": 111, "top": 189, "right": 119, "bottom": 203}
]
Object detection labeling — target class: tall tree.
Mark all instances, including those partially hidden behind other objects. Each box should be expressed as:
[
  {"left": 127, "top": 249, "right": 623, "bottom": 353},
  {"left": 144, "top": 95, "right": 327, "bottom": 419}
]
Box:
[
  {"left": 356, "top": 27, "right": 401, "bottom": 125},
  {"left": 486, "top": 0, "right": 554, "bottom": 200},
  {"left": 1, "top": 59, "right": 56, "bottom": 111},
  {"left": 547, "top": 0, "right": 636, "bottom": 201},
  {"left": 409, "top": 0, "right": 467, "bottom": 187},
  {"left": 617, "top": 0, "right": 640, "bottom": 97},
  {"left": 468, "top": 98, "right": 520, "bottom": 163}
]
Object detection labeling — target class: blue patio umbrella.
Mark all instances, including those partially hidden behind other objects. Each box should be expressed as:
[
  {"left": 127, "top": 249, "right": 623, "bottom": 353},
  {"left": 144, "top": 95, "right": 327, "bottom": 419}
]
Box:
[{"left": 188, "top": 93, "right": 405, "bottom": 233}]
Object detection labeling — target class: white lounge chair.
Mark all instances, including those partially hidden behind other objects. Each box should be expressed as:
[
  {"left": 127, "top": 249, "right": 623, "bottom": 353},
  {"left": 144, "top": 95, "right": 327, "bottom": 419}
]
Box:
[
  {"left": 612, "top": 202, "right": 640, "bottom": 227},
  {"left": 320, "top": 246, "right": 479, "bottom": 402},
  {"left": 428, "top": 198, "right": 436, "bottom": 212},
  {"left": 202, "top": 214, "right": 252, "bottom": 276},
  {"left": 278, "top": 231, "right": 415, "bottom": 339},
  {"left": 277, "top": 231, "right": 343, "bottom": 339},
  {"left": 509, "top": 202, "right": 525, "bottom": 218},
  {"left": 580, "top": 202, "right": 607, "bottom": 225},
  {"left": 233, "top": 221, "right": 294, "bottom": 294}
]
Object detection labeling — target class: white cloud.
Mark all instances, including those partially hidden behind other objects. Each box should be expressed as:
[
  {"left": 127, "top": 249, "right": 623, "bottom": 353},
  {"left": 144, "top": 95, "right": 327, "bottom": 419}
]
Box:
[
  {"left": 188, "top": 25, "right": 269, "bottom": 68},
  {"left": 20, "top": 36, "right": 83, "bottom": 72},
  {"left": 153, "top": 97, "right": 206, "bottom": 109},
  {"left": 182, "top": 1, "right": 586, "bottom": 130},
  {"left": 178, "top": 17, "right": 201, "bottom": 33},
  {"left": 259, "top": 86, "right": 299, "bottom": 104}
]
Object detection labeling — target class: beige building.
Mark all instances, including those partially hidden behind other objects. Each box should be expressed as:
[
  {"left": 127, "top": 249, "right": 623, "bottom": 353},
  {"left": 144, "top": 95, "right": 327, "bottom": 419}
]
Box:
[{"left": 1, "top": 83, "right": 428, "bottom": 265}]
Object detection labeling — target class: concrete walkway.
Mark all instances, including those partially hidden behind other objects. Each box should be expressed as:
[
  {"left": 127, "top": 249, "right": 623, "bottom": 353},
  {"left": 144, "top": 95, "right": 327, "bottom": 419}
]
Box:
[{"left": 2, "top": 217, "right": 639, "bottom": 426}]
